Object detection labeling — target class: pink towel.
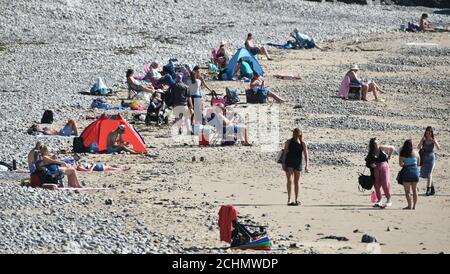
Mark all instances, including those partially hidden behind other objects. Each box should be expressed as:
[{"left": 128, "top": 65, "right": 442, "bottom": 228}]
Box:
[{"left": 339, "top": 75, "right": 350, "bottom": 98}]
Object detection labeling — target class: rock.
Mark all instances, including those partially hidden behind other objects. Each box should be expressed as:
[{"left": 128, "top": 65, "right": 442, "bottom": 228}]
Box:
[
  {"left": 105, "top": 199, "right": 113, "bottom": 205},
  {"left": 361, "top": 234, "right": 377, "bottom": 243}
]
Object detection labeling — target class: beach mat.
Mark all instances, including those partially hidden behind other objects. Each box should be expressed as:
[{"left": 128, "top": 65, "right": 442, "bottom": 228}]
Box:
[{"left": 58, "top": 187, "right": 112, "bottom": 192}]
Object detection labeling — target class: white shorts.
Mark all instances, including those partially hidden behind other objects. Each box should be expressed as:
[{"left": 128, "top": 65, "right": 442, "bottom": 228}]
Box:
[{"left": 172, "top": 105, "right": 190, "bottom": 119}]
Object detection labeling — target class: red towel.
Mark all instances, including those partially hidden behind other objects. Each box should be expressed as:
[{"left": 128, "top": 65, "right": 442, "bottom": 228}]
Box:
[{"left": 218, "top": 205, "right": 238, "bottom": 243}]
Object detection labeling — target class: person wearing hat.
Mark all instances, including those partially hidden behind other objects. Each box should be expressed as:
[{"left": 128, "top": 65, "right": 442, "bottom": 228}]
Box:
[
  {"left": 106, "top": 124, "right": 138, "bottom": 154},
  {"left": 340, "top": 65, "right": 384, "bottom": 101},
  {"left": 290, "top": 28, "right": 324, "bottom": 50}
]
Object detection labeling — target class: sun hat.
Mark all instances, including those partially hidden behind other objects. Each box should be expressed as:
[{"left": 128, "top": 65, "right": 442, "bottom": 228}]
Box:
[{"left": 351, "top": 64, "right": 359, "bottom": 71}]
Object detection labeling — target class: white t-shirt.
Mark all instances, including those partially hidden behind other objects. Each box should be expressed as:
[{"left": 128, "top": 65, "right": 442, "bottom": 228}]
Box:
[
  {"left": 188, "top": 79, "right": 202, "bottom": 97},
  {"left": 151, "top": 68, "right": 162, "bottom": 80}
]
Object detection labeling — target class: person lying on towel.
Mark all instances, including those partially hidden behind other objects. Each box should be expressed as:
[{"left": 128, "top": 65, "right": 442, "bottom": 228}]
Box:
[{"left": 27, "top": 119, "right": 78, "bottom": 136}]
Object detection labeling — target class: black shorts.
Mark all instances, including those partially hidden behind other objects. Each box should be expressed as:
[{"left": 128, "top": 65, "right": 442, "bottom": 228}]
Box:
[{"left": 285, "top": 158, "right": 302, "bottom": 172}]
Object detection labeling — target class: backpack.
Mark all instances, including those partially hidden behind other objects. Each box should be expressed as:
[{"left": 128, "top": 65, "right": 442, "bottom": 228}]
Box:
[
  {"left": 406, "top": 22, "right": 421, "bottom": 32},
  {"left": 256, "top": 87, "right": 268, "bottom": 103},
  {"left": 41, "top": 110, "right": 54, "bottom": 124},
  {"left": 225, "top": 88, "right": 240, "bottom": 105},
  {"left": 72, "top": 137, "right": 86, "bottom": 153},
  {"left": 90, "top": 77, "right": 112, "bottom": 95},
  {"left": 165, "top": 87, "right": 174, "bottom": 107},
  {"left": 91, "top": 98, "right": 108, "bottom": 109}
]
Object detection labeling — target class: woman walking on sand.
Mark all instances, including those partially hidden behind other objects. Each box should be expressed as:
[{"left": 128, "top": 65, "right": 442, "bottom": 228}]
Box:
[
  {"left": 417, "top": 126, "right": 440, "bottom": 196},
  {"left": 399, "top": 139, "right": 420, "bottom": 210},
  {"left": 365, "top": 138, "right": 395, "bottom": 208},
  {"left": 281, "top": 128, "right": 309, "bottom": 206}
]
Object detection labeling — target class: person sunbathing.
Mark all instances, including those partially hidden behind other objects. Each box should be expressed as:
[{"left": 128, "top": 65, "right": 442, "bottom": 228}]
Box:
[
  {"left": 420, "top": 13, "right": 450, "bottom": 32},
  {"left": 40, "top": 145, "right": 82, "bottom": 188},
  {"left": 205, "top": 104, "right": 252, "bottom": 146},
  {"left": 245, "top": 33, "right": 273, "bottom": 60},
  {"left": 250, "top": 72, "right": 285, "bottom": 103},
  {"left": 126, "top": 69, "right": 154, "bottom": 94},
  {"left": 340, "top": 65, "right": 385, "bottom": 101},
  {"left": 76, "top": 162, "right": 131, "bottom": 172},
  {"left": 27, "top": 119, "right": 78, "bottom": 136},
  {"left": 106, "top": 124, "right": 139, "bottom": 154}
]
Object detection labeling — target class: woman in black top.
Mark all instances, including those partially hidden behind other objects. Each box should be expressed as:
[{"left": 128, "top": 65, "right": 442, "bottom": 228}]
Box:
[
  {"left": 282, "top": 128, "right": 309, "bottom": 206},
  {"left": 365, "top": 138, "right": 395, "bottom": 208}
]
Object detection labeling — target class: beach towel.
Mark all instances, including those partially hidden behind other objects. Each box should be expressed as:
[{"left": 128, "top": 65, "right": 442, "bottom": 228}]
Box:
[
  {"left": 339, "top": 75, "right": 351, "bottom": 98},
  {"left": 218, "top": 205, "right": 238, "bottom": 243},
  {"left": 266, "top": 42, "right": 295, "bottom": 49},
  {"left": 58, "top": 187, "right": 112, "bottom": 192},
  {"left": 274, "top": 74, "right": 303, "bottom": 80}
]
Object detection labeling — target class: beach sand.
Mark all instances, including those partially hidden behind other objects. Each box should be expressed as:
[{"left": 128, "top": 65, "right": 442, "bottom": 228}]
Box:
[{"left": 39, "top": 31, "right": 450, "bottom": 254}]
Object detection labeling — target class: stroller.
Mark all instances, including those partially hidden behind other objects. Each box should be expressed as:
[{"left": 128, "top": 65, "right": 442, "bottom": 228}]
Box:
[
  {"left": 218, "top": 205, "right": 272, "bottom": 250},
  {"left": 230, "top": 220, "right": 271, "bottom": 250},
  {"left": 145, "top": 91, "right": 170, "bottom": 125}
]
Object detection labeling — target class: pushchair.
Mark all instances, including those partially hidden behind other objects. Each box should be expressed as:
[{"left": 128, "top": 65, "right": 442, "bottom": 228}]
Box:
[{"left": 145, "top": 91, "right": 170, "bottom": 125}]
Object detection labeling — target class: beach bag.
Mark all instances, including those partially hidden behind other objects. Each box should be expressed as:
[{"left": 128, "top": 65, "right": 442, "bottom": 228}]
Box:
[
  {"left": 276, "top": 149, "right": 284, "bottom": 164},
  {"left": 211, "top": 90, "right": 226, "bottom": 106},
  {"left": 419, "top": 148, "right": 424, "bottom": 166},
  {"left": 91, "top": 98, "right": 108, "bottom": 109},
  {"left": 396, "top": 167, "right": 405, "bottom": 185},
  {"left": 358, "top": 168, "right": 374, "bottom": 191},
  {"left": 225, "top": 88, "right": 240, "bottom": 105},
  {"left": 90, "top": 77, "right": 111, "bottom": 95},
  {"left": 256, "top": 87, "right": 269, "bottom": 103},
  {"left": 165, "top": 87, "right": 174, "bottom": 107},
  {"left": 41, "top": 110, "right": 54, "bottom": 124},
  {"left": 72, "top": 137, "right": 86, "bottom": 153},
  {"left": 30, "top": 173, "right": 42, "bottom": 188}
]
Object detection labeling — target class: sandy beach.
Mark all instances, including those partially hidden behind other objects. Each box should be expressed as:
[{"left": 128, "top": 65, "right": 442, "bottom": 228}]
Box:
[{"left": 0, "top": 1, "right": 449, "bottom": 254}]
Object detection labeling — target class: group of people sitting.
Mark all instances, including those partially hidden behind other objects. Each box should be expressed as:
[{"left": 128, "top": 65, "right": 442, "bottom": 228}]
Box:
[{"left": 27, "top": 141, "right": 131, "bottom": 189}]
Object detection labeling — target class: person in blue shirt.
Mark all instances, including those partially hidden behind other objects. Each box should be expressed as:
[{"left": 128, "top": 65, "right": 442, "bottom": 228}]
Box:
[{"left": 290, "top": 28, "right": 324, "bottom": 50}]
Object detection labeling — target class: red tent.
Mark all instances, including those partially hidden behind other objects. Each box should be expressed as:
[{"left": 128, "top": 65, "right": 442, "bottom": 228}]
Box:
[{"left": 80, "top": 114, "right": 147, "bottom": 153}]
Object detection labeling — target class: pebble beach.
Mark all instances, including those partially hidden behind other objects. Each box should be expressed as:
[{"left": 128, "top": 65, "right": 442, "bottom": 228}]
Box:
[{"left": 0, "top": 0, "right": 449, "bottom": 254}]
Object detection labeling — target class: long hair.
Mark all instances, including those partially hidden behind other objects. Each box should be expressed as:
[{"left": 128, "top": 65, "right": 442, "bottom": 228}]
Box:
[
  {"left": 423, "top": 126, "right": 434, "bottom": 139},
  {"left": 368, "top": 138, "right": 377, "bottom": 156},
  {"left": 40, "top": 146, "right": 49, "bottom": 156},
  {"left": 34, "top": 141, "right": 43, "bottom": 150},
  {"left": 292, "top": 128, "right": 303, "bottom": 142},
  {"left": 400, "top": 139, "right": 413, "bottom": 158},
  {"left": 190, "top": 71, "right": 196, "bottom": 84}
]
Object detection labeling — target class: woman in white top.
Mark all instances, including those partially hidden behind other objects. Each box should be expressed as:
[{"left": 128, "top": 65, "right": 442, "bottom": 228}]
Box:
[{"left": 188, "top": 72, "right": 204, "bottom": 124}]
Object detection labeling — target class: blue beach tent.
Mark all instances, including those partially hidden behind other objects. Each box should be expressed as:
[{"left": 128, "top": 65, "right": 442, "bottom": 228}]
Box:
[{"left": 224, "top": 48, "right": 264, "bottom": 80}]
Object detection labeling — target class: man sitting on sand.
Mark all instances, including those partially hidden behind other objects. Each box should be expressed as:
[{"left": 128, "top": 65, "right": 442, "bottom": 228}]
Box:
[
  {"left": 290, "top": 28, "right": 324, "bottom": 50},
  {"left": 420, "top": 13, "right": 450, "bottom": 32},
  {"left": 27, "top": 119, "right": 79, "bottom": 136},
  {"left": 245, "top": 33, "right": 273, "bottom": 60},
  {"left": 107, "top": 124, "right": 138, "bottom": 154}
]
